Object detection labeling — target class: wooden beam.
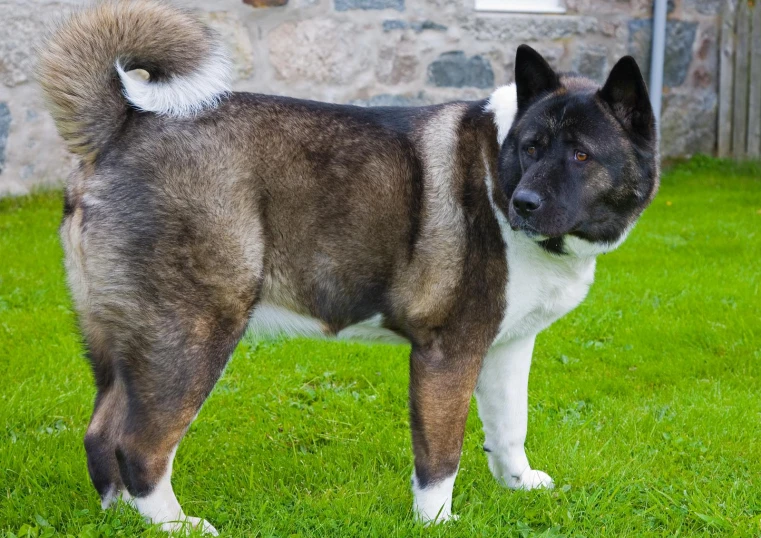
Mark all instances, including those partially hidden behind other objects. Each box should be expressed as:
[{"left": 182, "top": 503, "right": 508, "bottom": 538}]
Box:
[
  {"left": 718, "top": 0, "right": 736, "bottom": 158},
  {"left": 732, "top": 0, "right": 750, "bottom": 159},
  {"left": 747, "top": 1, "right": 761, "bottom": 157}
]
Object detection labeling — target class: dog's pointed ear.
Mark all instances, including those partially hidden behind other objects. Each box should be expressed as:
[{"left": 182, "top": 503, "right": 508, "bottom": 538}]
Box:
[
  {"left": 598, "top": 56, "right": 655, "bottom": 141},
  {"left": 514, "top": 45, "right": 561, "bottom": 111}
]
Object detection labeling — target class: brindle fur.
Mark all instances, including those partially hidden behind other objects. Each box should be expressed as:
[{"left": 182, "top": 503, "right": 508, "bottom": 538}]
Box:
[
  {"left": 40, "top": 1, "right": 658, "bottom": 528},
  {"left": 58, "top": 87, "right": 507, "bottom": 498}
]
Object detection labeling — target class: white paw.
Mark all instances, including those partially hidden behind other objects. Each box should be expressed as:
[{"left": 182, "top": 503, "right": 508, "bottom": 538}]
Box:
[
  {"left": 412, "top": 472, "right": 458, "bottom": 526},
  {"left": 417, "top": 510, "right": 459, "bottom": 526},
  {"left": 506, "top": 469, "right": 554, "bottom": 491},
  {"left": 159, "top": 516, "right": 219, "bottom": 536}
]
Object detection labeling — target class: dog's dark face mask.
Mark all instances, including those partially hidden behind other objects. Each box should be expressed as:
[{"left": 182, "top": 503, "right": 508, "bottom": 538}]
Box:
[{"left": 498, "top": 45, "right": 659, "bottom": 256}]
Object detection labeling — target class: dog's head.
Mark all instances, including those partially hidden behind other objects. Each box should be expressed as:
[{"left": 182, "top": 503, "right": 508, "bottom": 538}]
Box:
[{"left": 497, "top": 45, "right": 659, "bottom": 257}]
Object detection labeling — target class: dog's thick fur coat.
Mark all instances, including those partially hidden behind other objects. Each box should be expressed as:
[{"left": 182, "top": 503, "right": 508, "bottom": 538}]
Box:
[{"left": 39, "top": 1, "right": 658, "bottom": 533}]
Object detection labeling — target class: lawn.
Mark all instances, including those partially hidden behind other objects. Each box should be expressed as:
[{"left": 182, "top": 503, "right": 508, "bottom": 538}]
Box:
[{"left": 1, "top": 156, "right": 760, "bottom": 537}]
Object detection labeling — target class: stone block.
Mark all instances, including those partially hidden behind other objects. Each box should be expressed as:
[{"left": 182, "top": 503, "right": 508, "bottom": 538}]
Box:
[
  {"left": 376, "top": 46, "right": 419, "bottom": 84},
  {"left": 201, "top": 12, "right": 256, "bottom": 82},
  {"left": 335, "top": 0, "right": 404, "bottom": 11},
  {"left": 427, "top": 51, "right": 494, "bottom": 89},
  {"left": 664, "top": 21, "right": 699, "bottom": 86},
  {"left": 628, "top": 19, "right": 698, "bottom": 87},
  {"left": 382, "top": 19, "right": 447, "bottom": 32},
  {"left": 683, "top": 0, "right": 722, "bottom": 16},
  {"left": 565, "top": 0, "right": 630, "bottom": 15},
  {"left": 0, "top": 93, "right": 77, "bottom": 195},
  {"left": 382, "top": 19, "right": 407, "bottom": 31},
  {"left": 269, "top": 19, "right": 372, "bottom": 84},
  {"left": 466, "top": 15, "right": 598, "bottom": 42},
  {"left": 660, "top": 90, "right": 717, "bottom": 156},
  {"left": 574, "top": 45, "right": 608, "bottom": 82},
  {"left": 0, "top": 6, "right": 50, "bottom": 87}
]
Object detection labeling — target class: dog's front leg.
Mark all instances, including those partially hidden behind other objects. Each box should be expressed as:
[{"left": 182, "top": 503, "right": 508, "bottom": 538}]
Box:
[
  {"left": 475, "top": 335, "right": 554, "bottom": 490},
  {"left": 408, "top": 342, "right": 483, "bottom": 524}
]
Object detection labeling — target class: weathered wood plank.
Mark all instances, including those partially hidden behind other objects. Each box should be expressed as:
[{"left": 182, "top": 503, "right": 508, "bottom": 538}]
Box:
[
  {"left": 718, "top": 0, "right": 737, "bottom": 157},
  {"left": 747, "top": 1, "right": 761, "bottom": 157},
  {"left": 732, "top": 0, "right": 751, "bottom": 158}
]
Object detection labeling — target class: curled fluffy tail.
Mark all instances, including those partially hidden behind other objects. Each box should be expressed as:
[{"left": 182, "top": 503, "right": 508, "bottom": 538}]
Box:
[{"left": 38, "top": 0, "right": 231, "bottom": 162}]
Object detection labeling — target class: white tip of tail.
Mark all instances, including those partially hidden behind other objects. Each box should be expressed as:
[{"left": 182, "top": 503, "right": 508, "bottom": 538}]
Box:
[{"left": 116, "top": 46, "right": 232, "bottom": 117}]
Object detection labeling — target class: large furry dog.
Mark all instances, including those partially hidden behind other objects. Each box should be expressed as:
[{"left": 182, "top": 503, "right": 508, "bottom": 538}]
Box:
[{"left": 39, "top": 1, "right": 659, "bottom": 533}]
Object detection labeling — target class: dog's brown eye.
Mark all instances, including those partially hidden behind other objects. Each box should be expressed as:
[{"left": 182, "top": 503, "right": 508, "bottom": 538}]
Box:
[
  {"left": 527, "top": 146, "right": 536, "bottom": 156},
  {"left": 575, "top": 150, "right": 588, "bottom": 162}
]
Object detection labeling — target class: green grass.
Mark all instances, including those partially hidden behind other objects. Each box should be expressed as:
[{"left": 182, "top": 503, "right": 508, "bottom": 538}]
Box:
[{"left": 1, "top": 156, "right": 761, "bottom": 537}]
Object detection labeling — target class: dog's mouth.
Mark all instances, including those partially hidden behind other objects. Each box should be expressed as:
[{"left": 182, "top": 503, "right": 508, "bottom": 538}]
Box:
[
  {"left": 508, "top": 215, "right": 584, "bottom": 255},
  {"left": 519, "top": 226, "right": 565, "bottom": 253},
  {"left": 512, "top": 221, "right": 549, "bottom": 241},
  {"left": 508, "top": 214, "right": 564, "bottom": 242}
]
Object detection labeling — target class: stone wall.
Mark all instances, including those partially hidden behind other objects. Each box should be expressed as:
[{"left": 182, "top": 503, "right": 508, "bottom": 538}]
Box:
[{"left": 0, "top": 0, "right": 721, "bottom": 195}]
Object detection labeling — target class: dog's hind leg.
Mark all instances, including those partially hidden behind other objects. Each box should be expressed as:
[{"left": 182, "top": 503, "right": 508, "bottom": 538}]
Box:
[
  {"left": 83, "top": 363, "right": 129, "bottom": 509},
  {"left": 63, "top": 205, "right": 131, "bottom": 510},
  {"left": 109, "top": 300, "right": 256, "bottom": 536},
  {"left": 72, "top": 220, "right": 263, "bottom": 533},
  {"left": 62, "top": 153, "right": 265, "bottom": 533}
]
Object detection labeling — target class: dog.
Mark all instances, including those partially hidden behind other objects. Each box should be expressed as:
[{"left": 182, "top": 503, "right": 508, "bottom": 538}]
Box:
[{"left": 39, "top": 1, "right": 659, "bottom": 533}]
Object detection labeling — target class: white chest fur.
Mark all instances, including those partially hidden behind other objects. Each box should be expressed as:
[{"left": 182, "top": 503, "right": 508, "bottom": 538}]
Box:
[
  {"left": 484, "top": 83, "right": 598, "bottom": 346},
  {"left": 493, "top": 229, "right": 596, "bottom": 345}
]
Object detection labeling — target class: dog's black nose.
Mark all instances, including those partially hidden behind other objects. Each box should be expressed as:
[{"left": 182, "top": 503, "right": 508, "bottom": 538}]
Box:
[{"left": 512, "top": 190, "right": 543, "bottom": 217}]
